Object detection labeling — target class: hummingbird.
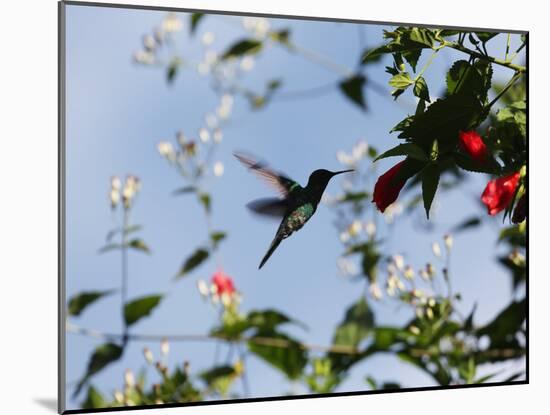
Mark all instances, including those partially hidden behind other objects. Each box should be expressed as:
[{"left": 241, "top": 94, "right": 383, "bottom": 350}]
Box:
[{"left": 234, "top": 152, "right": 354, "bottom": 269}]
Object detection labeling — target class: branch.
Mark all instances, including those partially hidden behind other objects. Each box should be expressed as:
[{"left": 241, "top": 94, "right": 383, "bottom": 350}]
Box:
[
  {"left": 66, "top": 322, "right": 362, "bottom": 355},
  {"left": 444, "top": 41, "right": 526, "bottom": 73}
]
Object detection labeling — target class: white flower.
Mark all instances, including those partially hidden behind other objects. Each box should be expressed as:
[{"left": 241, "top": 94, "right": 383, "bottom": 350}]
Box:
[
  {"left": 111, "top": 176, "right": 121, "bottom": 190},
  {"left": 199, "top": 128, "right": 210, "bottom": 143},
  {"left": 143, "top": 34, "right": 156, "bottom": 51},
  {"left": 369, "top": 282, "right": 383, "bottom": 300},
  {"left": 404, "top": 265, "right": 415, "bottom": 281},
  {"left": 392, "top": 254, "right": 405, "bottom": 271},
  {"left": 348, "top": 220, "right": 362, "bottom": 237},
  {"left": 339, "top": 231, "right": 350, "bottom": 243},
  {"left": 432, "top": 242, "right": 442, "bottom": 258},
  {"left": 444, "top": 234, "right": 453, "bottom": 250},
  {"left": 110, "top": 189, "right": 120, "bottom": 209},
  {"left": 205, "top": 113, "right": 218, "bottom": 129},
  {"left": 243, "top": 17, "right": 270, "bottom": 38},
  {"left": 213, "top": 161, "right": 224, "bottom": 177},
  {"left": 204, "top": 50, "right": 218, "bottom": 65},
  {"left": 240, "top": 56, "right": 255, "bottom": 71},
  {"left": 196, "top": 279, "right": 210, "bottom": 298},
  {"left": 133, "top": 50, "right": 155, "bottom": 65},
  {"left": 352, "top": 140, "right": 369, "bottom": 161},
  {"left": 337, "top": 257, "right": 358, "bottom": 277},
  {"left": 197, "top": 62, "right": 210, "bottom": 76},
  {"left": 364, "top": 221, "right": 376, "bottom": 238},
  {"left": 201, "top": 31, "right": 215, "bottom": 46},
  {"left": 162, "top": 13, "right": 183, "bottom": 33},
  {"left": 157, "top": 141, "right": 175, "bottom": 161},
  {"left": 213, "top": 128, "right": 223, "bottom": 143},
  {"left": 114, "top": 390, "right": 124, "bottom": 404},
  {"left": 409, "top": 325, "right": 421, "bottom": 335},
  {"left": 336, "top": 150, "right": 354, "bottom": 166}
]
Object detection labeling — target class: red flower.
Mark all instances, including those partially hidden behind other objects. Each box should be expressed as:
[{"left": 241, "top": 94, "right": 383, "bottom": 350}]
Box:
[
  {"left": 211, "top": 270, "right": 235, "bottom": 296},
  {"left": 373, "top": 161, "right": 407, "bottom": 213},
  {"left": 481, "top": 172, "right": 520, "bottom": 216},
  {"left": 459, "top": 130, "right": 488, "bottom": 163}
]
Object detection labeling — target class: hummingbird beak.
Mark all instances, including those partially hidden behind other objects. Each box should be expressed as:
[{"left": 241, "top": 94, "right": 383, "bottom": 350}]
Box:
[{"left": 331, "top": 169, "right": 354, "bottom": 176}]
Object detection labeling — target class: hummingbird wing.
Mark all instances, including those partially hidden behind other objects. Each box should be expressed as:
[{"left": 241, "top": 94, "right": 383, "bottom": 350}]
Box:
[
  {"left": 247, "top": 198, "right": 289, "bottom": 218},
  {"left": 234, "top": 152, "right": 301, "bottom": 198}
]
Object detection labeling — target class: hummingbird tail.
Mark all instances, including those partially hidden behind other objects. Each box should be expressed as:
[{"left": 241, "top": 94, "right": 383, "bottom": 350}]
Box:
[{"left": 259, "top": 236, "right": 282, "bottom": 269}]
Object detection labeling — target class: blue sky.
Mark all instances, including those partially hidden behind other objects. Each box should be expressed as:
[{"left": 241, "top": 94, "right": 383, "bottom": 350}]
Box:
[{"left": 64, "top": 4, "right": 525, "bottom": 409}]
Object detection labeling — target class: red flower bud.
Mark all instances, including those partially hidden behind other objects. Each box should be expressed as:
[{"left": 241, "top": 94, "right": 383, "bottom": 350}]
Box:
[
  {"left": 481, "top": 172, "right": 520, "bottom": 216},
  {"left": 373, "top": 161, "right": 407, "bottom": 213},
  {"left": 459, "top": 130, "right": 489, "bottom": 163},
  {"left": 211, "top": 269, "right": 235, "bottom": 295}
]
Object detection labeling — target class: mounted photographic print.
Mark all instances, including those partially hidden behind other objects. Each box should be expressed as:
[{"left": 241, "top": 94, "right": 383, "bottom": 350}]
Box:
[{"left": 58, "top": 1, "right": 528, "bottom": 413}]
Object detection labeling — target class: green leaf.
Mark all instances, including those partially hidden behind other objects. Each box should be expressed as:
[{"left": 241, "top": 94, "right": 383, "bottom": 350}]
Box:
[
  {"left": 398, "top": 94, "right": 483, "bottom": 143},
  {"left": 338, "top": 75, "right": 367, "bottom": 110},
  {"left": 409, "top": 27, "right": 435, "bottom": 48},
  {"left": 477, "top": 298, "right": 526, "bottom": 348},
  {"left": 451, "top": 216, "right": 482, "bottom": 233},
  {"left": 200, "top": 365, "right": 238, "bottom": 396},
  {"left": 198, "top": 193, "right": 211, "bottom": 214},
  {"left": 269, "top": 29, "right": 291, "bottom": 45},
  {"left": 190, "top": 13, "right": 204, "bottom": 34},
  {"left": 98, "top": 243, "right": 122, "bottom": 254},
  {"left": 454, "top": 152, "right": 499, "bottom": 174},
  {"left": 389, "top": 72, "right": 413, "bottom": 89},
  {"left": 74, "top": 343, "right": 124, "bottom": 397},
  {"left": 124, "top": 295, "right": 163, "bottom": 327},
  {"left": 81, "top": 385, "right": 106, "bottom": 409},
  {"left": 173, "top": 185, "right": 197, "bottom": 195},
  {"left": 403, "top": 48, "right": 422, "bottom": 72},
  {"left": 374, "top": 143, "right": 428, "bottom": 162},
  {"left": 222, "top": 39, "right": 263, "bottom": 60},
  {"left": 210, "top": 231, "right": 227, "bottom": 248},
  {"left": 361, "top": 45, "right": 386, "bottom": 64},
  {"left": 127, "top": 238, "right": 151, "bottom": 254},
  {"left": 177, "top": 248, "right": 209, "bottom": 278},
  {"left": 248, "top": 331, "right": 307, "bottom": 380},
  {"left": 247, "top": 309, "right": 307, "bottom": 331},
  {"left": 413, "top": 77, "right": 430, "bottom": 102},
  {"left": 421, "top": 164, "right": 440, "bottom": 219},
  {"left": 106, "top": 225, "right": 142, "bottom": 242},
  {"left": 167, "top": 57, "right": 182, "bottom": 84},
  {"left": 475, "top": 32, "right": 498, "bottom": 43},
  {"left": 332, "top": 297, "right": 374, "bottom": 348},
  {"left": 68, "top": 290, "right": 115, "bottom": 317}
]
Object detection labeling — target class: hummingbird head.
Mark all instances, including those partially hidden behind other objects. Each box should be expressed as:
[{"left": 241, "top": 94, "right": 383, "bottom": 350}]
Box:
[{"left": 307, "top": 169, "right": 354, "bottom": 192}]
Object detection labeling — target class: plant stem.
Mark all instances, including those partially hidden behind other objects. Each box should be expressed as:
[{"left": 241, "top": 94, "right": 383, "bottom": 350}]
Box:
[
  {"left": 415, "top": 48, "right": 440, "bottom": 81},
  {"left": 444, "top": 41, "right": 526, "bottom": 73},
  {"left": 486, "top": 71, "right": 524, "bottom": 109},
  {"left": 286, "top": 42, "right": 353, "bottom": 78},
  {"left": 505, "top": 33, "right": 511, "bottom": 62},
  {"left": 121, "top": 208, "right": 129, "bottom": 344}
]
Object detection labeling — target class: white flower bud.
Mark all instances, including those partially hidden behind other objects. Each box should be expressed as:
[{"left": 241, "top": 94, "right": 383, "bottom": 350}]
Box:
[
  {"left": 404, "top": 265, "right": 415, "bottom": 280},
  {"left": 162, "top": 13, "right": 183, "bottom": 33},
  {"left": 201, "top": 31, "right": 215, "bottom": 46},
  {"left": 213, "top": 128, "right": 223, "bottom": 143},
  {"left": 444, "top": 234, "right": 453, "bottom": 250},
  {"left": 392, "top": 254, "right": 405, "bottom": 271},
  {"left": 199, "top": 128, "right": 210, "bottom": 143},
  {"left": 196, "top": 279, "right": 210, "bottom": 298},
  {"left": 157, "top": 141, "right": 175, "bottom": 162},
  {"left": 365, "top": 221, "right": 377, "bottom": 237},
  {"left": 240, "top": 56, "right": 255, "bottom": 71},
  {"left": 143, "top": 347, "right": 154, "bottom": 365},
  {"left": 432, "top": 242, "right": 442, "bottom": 258},
  {"left": 369, "top": 282, "right": 383, "bottom": 300},
  {"left": 124, "top": 369, "right": 135, "bottom": 388},
  {"left": 213, "top": 161, "right": 224, "bottom": 177},
  {"left": 143, "top": 34, "right": 156, "bottom": 51},
  {"left": 160, "top": 338, "right": 169, "bottom": 357}
]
